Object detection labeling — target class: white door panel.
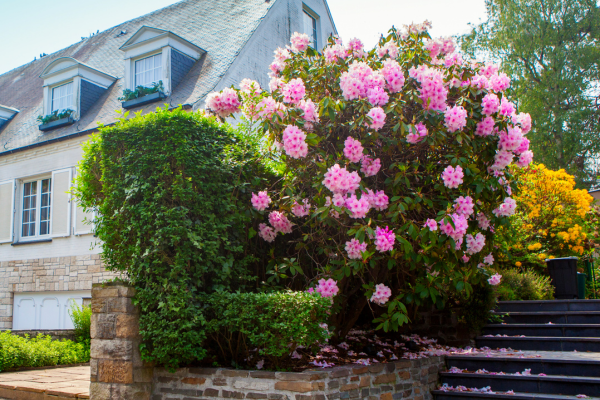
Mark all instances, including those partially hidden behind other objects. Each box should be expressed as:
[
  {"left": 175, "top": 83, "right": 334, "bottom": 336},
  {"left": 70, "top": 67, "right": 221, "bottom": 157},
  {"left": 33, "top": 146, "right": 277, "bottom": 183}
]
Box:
[{"left": 13, "top": 291, "right": 90, "bottom": 330}]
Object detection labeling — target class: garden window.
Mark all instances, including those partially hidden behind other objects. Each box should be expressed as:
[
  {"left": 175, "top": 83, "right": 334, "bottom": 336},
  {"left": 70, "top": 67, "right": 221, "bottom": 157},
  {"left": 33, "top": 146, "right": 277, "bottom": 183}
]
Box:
[
  {"left": 51, "top": 82, "right": 73, "bottom": 112},
  {"left": 135, "top": 54, "right": 162, "bottom": 88},
  {"left": 303, "top": 11, "right": 317, "bottom": 49},
  {"left": 21, "top": 178, "right": 52, "bottom": 238}
]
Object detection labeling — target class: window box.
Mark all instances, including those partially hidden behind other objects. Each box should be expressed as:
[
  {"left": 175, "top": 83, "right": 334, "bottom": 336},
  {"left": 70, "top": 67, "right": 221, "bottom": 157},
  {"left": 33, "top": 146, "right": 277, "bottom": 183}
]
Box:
[
  {"left": 121, "top": 91, "right": 166, "bottom": 109},
  {"left": 38, "top": 116, "right": 75, "bottom": 132}
]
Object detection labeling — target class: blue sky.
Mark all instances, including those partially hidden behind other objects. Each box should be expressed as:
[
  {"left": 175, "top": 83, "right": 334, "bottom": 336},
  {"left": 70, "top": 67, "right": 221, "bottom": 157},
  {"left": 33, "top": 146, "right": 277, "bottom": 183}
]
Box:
[{"left": 0, "top": 0, "right": 488, "bottom": 75}]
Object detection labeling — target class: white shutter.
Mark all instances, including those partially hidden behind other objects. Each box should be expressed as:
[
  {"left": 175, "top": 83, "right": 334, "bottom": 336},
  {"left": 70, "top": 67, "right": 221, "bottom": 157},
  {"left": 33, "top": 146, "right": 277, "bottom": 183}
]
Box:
[
  {"left": 50, "top": 169, "right": 72, "bottom": 238},
  {"left": 74, "top": 202, "right": 94, "bottom": 235},
  {"left": 0, "top": 180, "right": 15, "bottom": 243}
]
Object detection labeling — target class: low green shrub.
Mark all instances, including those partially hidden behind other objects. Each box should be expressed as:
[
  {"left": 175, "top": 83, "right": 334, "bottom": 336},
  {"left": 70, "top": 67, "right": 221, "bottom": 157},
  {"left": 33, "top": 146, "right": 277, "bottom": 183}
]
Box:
[
  {"left": 495, "top": 268, "right": 554, "bottom": 301},
  {"left": 69, "top": 301, "right": 92, "bottom": 345},
  {"left": 454, "top": 276, "right": 498, "bottom": 333},
  {"left": 0, "top": 331, "right": 89, "bottom": 372},
  {"left": 204, "top": 291, "right": 331, "bottom": 368}
]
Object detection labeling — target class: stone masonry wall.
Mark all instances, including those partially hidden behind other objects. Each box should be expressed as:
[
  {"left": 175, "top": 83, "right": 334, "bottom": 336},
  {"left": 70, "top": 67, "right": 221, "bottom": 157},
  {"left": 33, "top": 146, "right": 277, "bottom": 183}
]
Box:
[
  {"left": 151, "top": 357, "right": 444, "bottom": 400},
  {"left": 0, "top": 255, "right": 119, "bottom": 329}
]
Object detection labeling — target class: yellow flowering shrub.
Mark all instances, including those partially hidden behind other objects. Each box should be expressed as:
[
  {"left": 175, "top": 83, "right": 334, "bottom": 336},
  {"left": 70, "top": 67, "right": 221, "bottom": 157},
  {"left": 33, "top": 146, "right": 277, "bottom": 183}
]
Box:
[{"left": 497, "top": 163, "right": 595, "bottom": 268}]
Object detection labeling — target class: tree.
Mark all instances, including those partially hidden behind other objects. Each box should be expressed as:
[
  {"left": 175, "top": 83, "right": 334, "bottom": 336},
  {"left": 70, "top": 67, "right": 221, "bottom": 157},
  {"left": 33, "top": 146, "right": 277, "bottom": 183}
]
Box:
[{"left": 460, "top": 0, "right": 600, "bottom": 187}]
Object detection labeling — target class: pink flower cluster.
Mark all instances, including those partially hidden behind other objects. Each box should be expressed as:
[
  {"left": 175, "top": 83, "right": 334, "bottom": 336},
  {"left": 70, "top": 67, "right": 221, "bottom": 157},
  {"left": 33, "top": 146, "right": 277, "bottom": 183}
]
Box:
[
  {"left": 323, "top": 43, "right": 347, "bottom": 63},
  {"left": 345, "top": 194, "right": 371, "bottom": 218},
  {"left": 316, "top": 278, "right": 339, "bottom": 297},
  {"left": 268, "top": 211, "right": 293, "bottom": 234},
  {"left": 282, "top": 78, "right": 306, "bottom": 104},
  {"left": 258, "top": 223, "right": 277, "bottom": 242},
  {"left": 256, "top": 97, "right": 285, "bottom": 120},
  {"left": 424, "top": 219, "right": 437, "bottom": 231},
  {"left": 489, "top": 73, "right": 511, "bottom": 92},
  {"left": 493, "top": 197, "right": 517, "bottom": 217},
  {"left": 499, "top": 97, "right": 515, "bottom": 117},
  {"left": 291, "top": 199, "right": 311, "bottom": 217},
  {"left": 481, "top": 93, "right": 499, "bottom": 116},
  {"left": 239, "top": 79, "right": 262, "bottom": 96},
  {"left": 488, "top": 273, "right": 502, "bottom": 286},
  {"left": 381, "top": 60, "right": 405, "bottom": 92},
  {"left": 454, "top": 196, "right": 474, "bottom": 217},
  {"left": 406, "top": 122, "right": 428, "bottom": 144},
  {"left": 323, "top": 164, "right": 361, "bottom": 194},
  {"left": 444, "top": 105, "right": 468, "bottom": 132},
  {"left": 345, "top": 238, "right": 368, "bottom": 259},
  {"left": 361, "top": 157, "right": 381, "bottom": 177},
  {"left": 516, "top": 151, "right": 533, "bottom": 168},
  {"left": 298, "top": 99, "right": 319, "bottom": 125},
  {"left": 409, "top": 65, "right": 447, "bottom": 111},
  {"left": 251, "top": 191, "right": 271, "bottom": 211},
  {"left": 282, "top": 125, "right": 308, "bottom": 159},
  {"left": 367, "top": 107, "right": 386, "bottom": 131},
  {"left": 206, "top": 88, "right": 241, "bottom": 118},
  {"left": 375, "top": 226, "right": 395, "bottom": 252},
  {"left": 370, "top": 283, "right": 392, "bottom": 306},
  {"left": 475, "top": 116, "right": 495, "bottom": 136},
  {"left": 477, "top": 213, "right": 490, "bottom": 230},
  {"left": 466, "top": 233, "right": 486, "bottom": 255},
  {"left": 339, "top": 61, "right": 383, "bottom": 100},
  {"left": 439, "top": 213, "right": 468, "bottom": 241},
  {"left": 363, "top": 189, "right": 389, "bottom": 211},
  {"left": 376, "top": 41, "right": 399, "bottom": 59},
  {"left": 290, "top": 32, "right": 310, "bottom": 52},
  {"left": 344, "top": 137, "right": 364, "bottom": 163},
  {"left": 492, "top": 150, "right": 514, "bottom": 171},
  {"left": 442, "top": 165, "right": 464, "bottom": 189},
  {"left": 425, "top": 37, "right": 455, "bottom": 59},
  {"left": 367, "top": 86, "right": 389, "bottom": 106}
]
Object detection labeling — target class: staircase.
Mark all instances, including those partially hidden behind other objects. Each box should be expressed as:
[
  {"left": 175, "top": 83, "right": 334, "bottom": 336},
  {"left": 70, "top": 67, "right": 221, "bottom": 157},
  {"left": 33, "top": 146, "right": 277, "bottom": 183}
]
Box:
[{"left": 433, "top": 300, "right": 600, "bottom": 399}]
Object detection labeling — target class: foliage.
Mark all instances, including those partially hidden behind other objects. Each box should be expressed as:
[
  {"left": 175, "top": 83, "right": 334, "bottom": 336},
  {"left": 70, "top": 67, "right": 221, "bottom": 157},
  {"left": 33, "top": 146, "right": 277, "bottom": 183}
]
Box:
[
  {"left": 494, "top": 268, "right": 554, "bottom": 300},
  {"left": 453, "top": 274, "right": 497, "bottom": 333},
  {"left": 204, "top": 291, "right": 331, "bottom": 368},
  {"left": 68, "top": 301, "right": 92, "bottom": 345},
  {"left": 209, "top": 25, "right": 532, "bottom": 337},
  {"left": 72, "top": 106, "right": 277, "bottom": 370},
  {"left": 118, "top": 81, "right": 165, "bottom": 102},
  {"left": 37, "top": 109, "right": 73, "bottom": 124},
  {"left": 0, "top": 331, "right": 89, "bottom": 372},
  {"left": 460, "top": 0, "right": 600, "bottom": 186},
  {"left": 496, "top": 163, "right": 595, "bottom": 267}
]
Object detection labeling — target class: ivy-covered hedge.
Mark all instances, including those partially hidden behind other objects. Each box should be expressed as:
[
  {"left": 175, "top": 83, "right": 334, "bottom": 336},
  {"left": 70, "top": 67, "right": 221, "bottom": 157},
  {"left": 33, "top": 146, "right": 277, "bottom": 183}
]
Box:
[{"left": 73, "top": 107, "right": 277, "bottom": 369}]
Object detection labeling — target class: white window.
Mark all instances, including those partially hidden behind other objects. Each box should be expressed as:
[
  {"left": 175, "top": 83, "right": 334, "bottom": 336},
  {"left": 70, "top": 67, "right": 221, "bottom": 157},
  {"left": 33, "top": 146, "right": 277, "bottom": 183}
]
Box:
[
  {"left": 21, "top": 178, "right": 52, "bottom": 238},
  {"left": 51, "top": 82, "right": 73, "bottom": 112},
  {"left": 135, "top": 53, "right": 162, "bottom": 88},
  {"left": 303, "top": 11, "right": 317, "bottom": 49}
]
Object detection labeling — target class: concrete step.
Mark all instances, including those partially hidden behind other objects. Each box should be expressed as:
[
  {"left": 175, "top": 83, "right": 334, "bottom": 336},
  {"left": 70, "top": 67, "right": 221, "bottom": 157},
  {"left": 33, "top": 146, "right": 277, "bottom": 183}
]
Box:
[
  {"left": 493, "top": 311, "right": 600, "bottom": 324},
  {"left": 475, "top": 336, "right": 600, "bottom": 352},
  {"left": 497, "top": 300, "right": 600, "bottom": 313},
  {"left": 445, "top": 351, "right": 600, "bottom": 377},
  {"left": 482, "top": 324, "right": 600, "bottom": 338},
  {"left": 439, "top": 372, "right": 600, "bottom": 396},
  {"left": 433, "top": 390, "right": 600, "bottom": 400}
]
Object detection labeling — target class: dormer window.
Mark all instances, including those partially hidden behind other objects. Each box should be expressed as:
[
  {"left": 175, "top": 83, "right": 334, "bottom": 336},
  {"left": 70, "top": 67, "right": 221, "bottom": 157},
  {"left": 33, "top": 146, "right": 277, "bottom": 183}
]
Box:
[
  {"left": 135, "top": 54, "right": 162, "bottom": 88},
  {"left": 0, "top": 105, "right": 19, "bottom": 130},
  {"left": 51, "top": 82, "right": 73, "bottom": 112}
]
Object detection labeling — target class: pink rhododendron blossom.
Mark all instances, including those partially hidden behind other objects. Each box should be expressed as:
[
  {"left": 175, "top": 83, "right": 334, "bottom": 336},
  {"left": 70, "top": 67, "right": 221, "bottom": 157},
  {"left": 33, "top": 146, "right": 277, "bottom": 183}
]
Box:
[
  {"left": 462, "top": 255, "right": 470, "bottom": 263},
  {"left": 477, "top": 213, "right": 490, "bottom": 230},
  {"left": 381, "top": 59, "right": 405, "bottom": 92},
  {"left": 316, "top": 278, "right": 339, "bottom": 297},
  {"left": 406, "top": 122, "right": 428, "bottom": 144},
  {"left": 481, "top": 63, "right": 499, "bottom": 78},
  {"left": 370, "top": 284, "right": 392, "bottom": 306},
  {"left": 498, "top": 126, "right": 524, "bottom": 151},
  {"left": 251, "top": 191, "right": 271, "bottom": 211},
  {"left": 425, "top": 219, "right": 438, "bottom": 231},
  {"left": 444, "top": 106, "right": 468, "bottom": 132},
  {"left": 516, "top": 150, "right": 533, "bottom": 168},
  {"left": 367, "top": 86, "right": 389, "bottom": 106},
  {"left": 323, "top": 44, "right": 347, "bottom": 63},
  {"left": 290, "top": 32, "right": 310, "bottom": 52},
  {"left": 493, "top": 197, "right": 517, "bottom": 217},
  {"left": 269, "top": 77, "right": 284, "bottom": 92},
  {"left": 291, "top": 199, "right": 311, "bottom": 217},
  {"left": 376, "top": 41, "right": 399, "bottom": 59},
  {"left": 347, "top": 38, "right": 366, "bottom": 57},
  {"left": 466, "top": 233, "right": 486, "bottom": 255},
  {"left": 454, "top": 236, "right": 464, "bottom": 250},
  {"left": 489, "top": 72, "right": 511, "bottom": 92},
  {"left": 491, "top": 151, "right": 514, "bottom": 171},
  {"left": 258, "top": 223, "right": 277, "bottom": 242},
  {"left": 323, "top": 164, "right": 361, "bottom": 194},
  {"left": 375, "top": 226, "right": 395, "bottom": 252},
  {"left": 256, "top": 97, "right": 285, "bottom": 120},
  {"left": 239, "top": 79, "right": 261, "bottom": 96},
  {"left": 344, "top": 137, "right": 364, "bottom": 163},
  {"left": 268, "top": 211, "right": 293, "bottom": 234},
  {"left": 298, "top": 99, "right": 319, "bottom": 123},
  {"left": 470, "top": 74, "right": 489, "bottom": 89},
  {"left": 481, "top": 93, "right": 500, "bottom": 116},
  {"left": 332, "top": 193, "right": 346, "bottom": 207},
  {"left": 513, "top": 112, "right": 532, "bottom": 134},
  {"left": 454, "top": 196, "right": 474, "bottom": 217},
  {"left": 345, "top": 194, "right": 371, "bottom": 218},
  {"left": 273, "top": 47, "right": 291, "bottom": 64},
  {"left": 361, "top": 157, "right": 381, "bottom": 177},
  {"left": 475, "top": 116, "right": 495, "bottom": 136},
  {"left": 442, "top": 165, "right": 464, "bottom": 189},
  {"left": 345, "top": 238, "right": 368, "bottom": 259},
  {"left": 488, "top": 273, "right": 502, "bottom": 286},
  {"left": 363, "top": 189, "right": 389, "bottom": 211},
  {"left": 499, "top": 97, "right": 516, "bottom": 117},
  {"left": 515, "top": 137, "right": 530, "bottom": 155},
  {"left": 206, "top": 88, "right": 241, "bottom": 117},
  {"left": 366, "top": 107, "right": 386, "bottom": 131},
  {"left": 282, "top": 125, "right": 308, "bottom": 159},
  {"left": 410, "top": 65, "right": 447, "bottom": 111},
  {"left": 282, "top": 78, "right": 306, "bottom": 104},
  {"left": 439, "top": 213, "right": 468, "bottom": 241},
  {"left": 444, "top": 52, "right": 463, "bottom": 67}
]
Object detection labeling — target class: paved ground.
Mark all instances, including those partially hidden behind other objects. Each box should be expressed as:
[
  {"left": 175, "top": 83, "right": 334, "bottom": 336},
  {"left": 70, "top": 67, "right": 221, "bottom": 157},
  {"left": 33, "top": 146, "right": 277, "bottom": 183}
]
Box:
[{"left": 0, "top": 365, "right": 90, "bottom": 399}]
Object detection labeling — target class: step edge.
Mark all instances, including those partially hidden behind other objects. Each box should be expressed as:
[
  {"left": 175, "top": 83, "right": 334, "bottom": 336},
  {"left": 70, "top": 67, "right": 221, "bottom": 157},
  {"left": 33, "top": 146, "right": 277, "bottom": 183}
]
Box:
[
  {"left": 432, "top": 390, "right": 600, "bottom": 399},
  {"left": 476, "top": 336, "right": 600, "bottom": 341},
  {"left": 439, "top": 372, "right": 600, "bottom": 382}
]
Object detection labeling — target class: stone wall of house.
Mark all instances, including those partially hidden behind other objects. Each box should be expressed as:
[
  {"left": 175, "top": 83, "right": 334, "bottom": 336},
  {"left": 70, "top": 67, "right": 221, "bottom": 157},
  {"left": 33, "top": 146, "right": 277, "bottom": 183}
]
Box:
[{"left": 0, "top": 255, "right": 118, "bottom": 329}]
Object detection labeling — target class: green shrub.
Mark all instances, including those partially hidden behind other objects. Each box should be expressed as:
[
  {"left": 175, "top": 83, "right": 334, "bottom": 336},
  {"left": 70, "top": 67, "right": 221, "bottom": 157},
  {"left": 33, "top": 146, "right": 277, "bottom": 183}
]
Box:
[
  {"left": 0, "top": 331, "right": 89, "bottom": 372},
  {"left": 495, "top": 268, "right": 554, "bottom": 301},
  {"left": 204, "top": 291, "right": 331, "bottom": 368},
  {"left": 69, "top": 301, "right": 92, "bottom": 345},
  {"left": 454, "top": 275, "right": 498, "bottom": 333}
]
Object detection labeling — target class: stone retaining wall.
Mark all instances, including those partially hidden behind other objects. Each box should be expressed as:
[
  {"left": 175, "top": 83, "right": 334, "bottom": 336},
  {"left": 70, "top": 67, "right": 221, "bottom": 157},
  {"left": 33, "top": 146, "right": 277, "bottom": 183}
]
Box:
[
  {"left": 151, "top": 357, "right": 444, "bottom": 400},
  {"left": 2, "top": 329, "right": 76, "bottom": 341}
]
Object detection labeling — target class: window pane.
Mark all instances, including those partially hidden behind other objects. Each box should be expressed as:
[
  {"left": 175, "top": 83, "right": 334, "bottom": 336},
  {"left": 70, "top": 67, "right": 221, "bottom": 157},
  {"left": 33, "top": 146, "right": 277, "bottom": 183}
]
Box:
[
  {"left": 52, "top": 82, "right": 73, "bottom": 112},
  {"left": 134, "top": 54, "right": 162, "bottom": 88},
  {"left": 303, "top": 12, "right": 317, "bottom": 48},
  {"left": 22, "top": 182, "right": 37, "bottom": 237},
  {"left": 39, "top": 178, "right": 51, "bottom": 236}
]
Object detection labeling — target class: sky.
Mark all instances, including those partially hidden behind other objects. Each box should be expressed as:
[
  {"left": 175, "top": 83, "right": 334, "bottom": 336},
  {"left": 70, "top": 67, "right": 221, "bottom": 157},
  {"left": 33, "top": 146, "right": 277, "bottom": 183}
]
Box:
[{"left": 0, "top": 0, "right": 488, "bottom": 75}]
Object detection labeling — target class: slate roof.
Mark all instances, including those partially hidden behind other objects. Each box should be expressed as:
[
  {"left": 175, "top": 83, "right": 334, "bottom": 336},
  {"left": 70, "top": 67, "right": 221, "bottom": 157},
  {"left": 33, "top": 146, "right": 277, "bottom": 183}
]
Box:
[{"left": 0, "top": 0, "right": 277, "bottom": 155}]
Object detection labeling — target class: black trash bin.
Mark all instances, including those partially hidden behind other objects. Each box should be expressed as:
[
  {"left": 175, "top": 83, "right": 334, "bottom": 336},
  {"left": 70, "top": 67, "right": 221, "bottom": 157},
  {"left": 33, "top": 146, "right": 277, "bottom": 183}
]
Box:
[{"left": 545, "top": 257, "right": 578, "bottom": 299}]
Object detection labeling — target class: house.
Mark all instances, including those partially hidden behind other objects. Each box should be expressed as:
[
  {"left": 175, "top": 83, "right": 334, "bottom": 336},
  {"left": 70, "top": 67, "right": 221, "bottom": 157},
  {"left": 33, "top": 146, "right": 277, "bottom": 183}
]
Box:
[{"left": 0, "top": 0, "right": 337, "bottom": 331}]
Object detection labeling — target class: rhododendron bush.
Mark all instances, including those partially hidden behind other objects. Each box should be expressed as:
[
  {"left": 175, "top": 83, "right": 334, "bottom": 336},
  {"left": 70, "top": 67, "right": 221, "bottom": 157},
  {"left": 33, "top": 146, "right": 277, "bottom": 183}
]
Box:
[{"left": 207, "top": 23, "right": 533, "bottom": 335}]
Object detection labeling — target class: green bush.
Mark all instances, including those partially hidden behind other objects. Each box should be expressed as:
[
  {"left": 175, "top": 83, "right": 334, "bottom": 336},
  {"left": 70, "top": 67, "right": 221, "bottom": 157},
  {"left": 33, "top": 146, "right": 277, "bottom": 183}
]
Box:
[
  {"left": 69, "top": 301, "right": 92, "bottom": 345},
  {"left": 495, "top": 268, "right": 555, "bottom": 301},
  {"left": 454, "top": 274, "right": 498, "bottom": 333},
  {"left": 0, "top": 331, "right": 89, "bottom": 372},
  {"left": 205, "top": 291, "right": 331, "bottom": 368},
  {"left": 73, "top": 106, "right": 276, "bottom": 370}
]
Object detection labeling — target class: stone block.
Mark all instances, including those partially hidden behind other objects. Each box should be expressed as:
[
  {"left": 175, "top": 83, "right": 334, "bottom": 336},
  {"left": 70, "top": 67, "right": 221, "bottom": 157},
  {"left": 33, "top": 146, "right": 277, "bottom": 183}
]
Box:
[
  {"left": 89, "top": 382, "right": 111, "bottom": 400},
  {"left": 330, "top": 368, "right": 351, "bottom": 378},
  {"left": 91, "top": 338, "right": 133, "bottom": 360},
  {"left": 234, "top": 380, "right": 270, "bottom": 391},
  {"left": 204, "top": 388, "right": 220, "bottom": 397},
  {"left": 276, "top": 372, "right": 326, "bottom": 381},
  {"left": 398, "top": 371, "right": 410, "bottom": 380},
  {"left": 92, "top": 287, "right": 119, "bottom": 298},
  {"left": 222, "top": 370, "right": 250, "bottom": 378},
  {"left": 268, "top": 394, "right": 289, "bottom": 400},
  {"left": 98, "top": 359, "right": 133, "bottom": 384},
  {"left": 107, "top": 297, "right": 137, "bottom": 314},
  {"left": 373, "top": 374, "right": 396, "bottom": 385},
  {"left": 117, "top": 314, "right": 141, "bottom": 338},
  {"left": 247, "top": 393, "right": 269, "bottom": 399},
  {"left": 368, "top": 365, "right": 385, "bottom": 374},
  {"left": 250, "top": 371, "right": 277, "bottom": 379},
  {"left": 181, "top": 377, "right": 207, "bottom": 385},
  {"left": 274, "top": 381, "right": 317, "bottom": 393},
  {"left": 213, "top": 377, "right": 228, "bottom": 386},
  {"left": 359, "top": 376, "right": 371, "bottom": 388},
  {"left": 91, "top": 298, "right": 107, "bottom": 313},
  {"left": 340, "top": 383, "right": 358, "bottom": 392},
  {"left": 223, "top": 390, "right": 246, "bottom": 398},
  {"left": 91, "top": 313, "right": 117, "bottom": 339},
  {"left": 134, "top": 367, "right": 154, "bottom": 383}
]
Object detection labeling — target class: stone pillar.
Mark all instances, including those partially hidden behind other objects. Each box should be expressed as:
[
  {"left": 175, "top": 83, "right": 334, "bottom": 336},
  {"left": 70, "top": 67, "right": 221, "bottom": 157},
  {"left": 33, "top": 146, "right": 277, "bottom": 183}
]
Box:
[{"left": 90, "top": 282, "right": 153, "bottom": 400}]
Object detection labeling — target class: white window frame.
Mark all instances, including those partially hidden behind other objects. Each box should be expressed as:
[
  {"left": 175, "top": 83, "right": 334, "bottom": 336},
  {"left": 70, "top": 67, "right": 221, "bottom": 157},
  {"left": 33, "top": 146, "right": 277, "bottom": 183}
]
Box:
[
  {"left": 303, "top": 8, "right": 318, "bottom": 49},
  {"left": 134, "top": 53, "right": 163, "bottom": 88},
  {"left": 19, "top": 176, "right": 52, "bottom": 241},
  {"left": 51, "top": 81, "right": 74, "bottom": 113}
]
